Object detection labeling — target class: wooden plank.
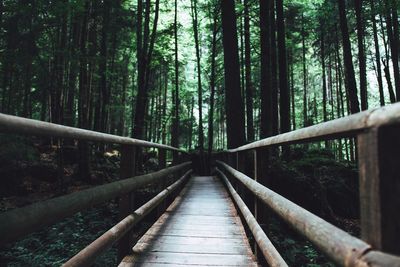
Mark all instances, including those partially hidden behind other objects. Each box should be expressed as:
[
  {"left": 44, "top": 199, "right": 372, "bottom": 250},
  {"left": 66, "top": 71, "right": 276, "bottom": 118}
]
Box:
[
  {"left": 125, "top": 251, "right": 256, "bottom": 266},
  {"left": 119, "top": 176, "right": 258, "bottom": 266},
  {"left": 357, "top": 124, "right": 400, "bottom": 254},
  {"left": 133, "top": 242, "right": 250, "bottom": 255}
]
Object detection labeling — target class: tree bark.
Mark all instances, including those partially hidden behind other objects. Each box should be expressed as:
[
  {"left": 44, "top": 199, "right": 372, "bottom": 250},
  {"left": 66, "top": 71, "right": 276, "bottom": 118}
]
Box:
[
  {"left": 244, "top": 0, "right": 254, "bottom": 142},
  {"left": 276, "top": 0, "right": 290, "bottom": 135},
  {"left": 338, "top": 0, "right": 360, "bottom": 114},
  {"left": 302, "top": 13, "right": 308, "bottom": 127},
  {"left": 221, "top": 0, "right": 246, "bottom": 149},
  {"left": 259, "top": 0, "right": 273, "bottom": 138},
  {"left": 171, "top": 0, "right": 180, "bottom": 157},
  {"left": 371, "top": 0, "right": 385, "bottom": 106},
  {"left": 190, "top": 0, "right": 204, "bottom": 152},
  {"left": 355, "top": 0, "right": 368, "bottom": 110}
]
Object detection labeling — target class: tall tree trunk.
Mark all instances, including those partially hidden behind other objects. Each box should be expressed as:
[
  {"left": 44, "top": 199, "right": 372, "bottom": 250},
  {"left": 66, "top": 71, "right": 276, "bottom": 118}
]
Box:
[
  {"left": 208, "top": 4, "right": 218, "bottom": 165},
  {"left": 355, "top": 0, "right": 368, "bottom": 110},
  {"left": 259, "top": 0, "right": 273, "bottom": 138},
  {"left": 221, "top": 0, "right": 246, "bottom": 149},
  {"left": 190, "top": 0, "right": 204, "bottom": 152},
  {"left": 321, "top": 23, "right": 328, "bottom": 122},
  {"left": 385, "top": 0, "right": 400, "bottom": 100},
  {"left": 371, "top": 0, "right": 385, "bottom": 106},
  {"left": 244, "top": 0, "right": 254, "bottom": 141},
  {"left": 338, "top": 0, "right": 360, "bottom": 114},
  {"left": 302, "top": 13, "right": 308, "bottom": 127},
  {"left": 99, "top": 0, "right": 111, "bottom": 133},
  {"left": 290, "top": 53, "right": 296, "bottom": 130},
  {"left": 171, "top": 0, "right": 180, "bottom": 155},
  {"left": 270, "top": 0, "right": 279, "bottom": 135},
  {"left": 276, "top": 0, "right": 290, "bottom": 136},
  {"left": 78, "top": 2, "right": 91, "bottom": 182},
  {"left": 133, "top": 0, "right": 160, "bottom": 141},
  {"left": 380, "top": 13, "right": 397, "bottom": 103}
]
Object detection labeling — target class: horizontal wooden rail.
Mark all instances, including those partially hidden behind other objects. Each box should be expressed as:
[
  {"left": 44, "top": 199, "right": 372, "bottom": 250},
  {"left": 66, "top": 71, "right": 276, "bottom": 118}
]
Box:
[
  {"left": 216, "top": 161, "right": 400, "bottom": 267},
  {"left": 0, "top": 162, "right": 191, "bottom": 245},
  {"left": 0, "top": 113, "right": 186, "bottom": 153},
  {"left": 216, "top": 168, "right": 287, "bottom": 267},
  {"left": 227, "top": 102, "right": 400, "bottom": 152},
  {"left": 63, "top": 170, "right": 192, "bottom": 267}
]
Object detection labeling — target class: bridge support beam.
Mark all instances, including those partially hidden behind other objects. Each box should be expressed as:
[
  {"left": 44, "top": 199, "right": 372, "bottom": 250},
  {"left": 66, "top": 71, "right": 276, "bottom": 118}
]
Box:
[
  {"left": 358, "top": 124, "right": 400, "bottom": 255},
  {"left": 118, "top": 145, "right": 137, "bottom": 261}
]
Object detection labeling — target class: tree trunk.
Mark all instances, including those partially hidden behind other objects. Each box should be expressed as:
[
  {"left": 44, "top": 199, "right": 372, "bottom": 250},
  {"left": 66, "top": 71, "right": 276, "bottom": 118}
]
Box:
[
  {"left": 208, "top": 4, "right": 218, "bottom": 166},
  {"left": 221, "top": 0, "right": 246, "bottom": 149},
  {"left": 385, "top": 0, "right": 400, "bottom": 100},
  {"left": 302, "top": 13, "right": 308, "bottom": 127},
  {"left": 380, "top": 13, "right": 397, "bottom": 103},
  {"left": 338, "top": 0, "right": 360, "bottom": 114},
  {"left": 190, "top": 0, "right": 204, "bottom": 153},
  {"left": 259, "top": 0, "right": 273, "bottom": 138},
  {"left": 355, "top": 0, "right": 368, "bottom": 110},
  {"left": 171, "top": 0, "right": 180, "bottom": 158},
  {"left": 244, "top": 0, "right": 254, "bottom": 142},
  {"left": 99, "top": 0, "right": 111, "bottom": 133},
  {"left": 276, "top": 0, "right": 290, "bottom": 136},
  {"left": 371, "top": 0, "right": 385, "bottom": 106},
  {"left": 321, "top": 23, "right": 328, "bottom": 122},
  {"left": 270, "top": 0, "right": 279, "bottom": 135},
  {"left": 78, "top": 2, "right": 91, "bottom": 182}
]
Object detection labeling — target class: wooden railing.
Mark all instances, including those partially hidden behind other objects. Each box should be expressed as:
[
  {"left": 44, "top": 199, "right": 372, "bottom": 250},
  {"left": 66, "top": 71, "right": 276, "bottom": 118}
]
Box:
[
  {"left": 214, "top": 103, "right": 400, "bottom": 267},
  {"left": 0, "top": 113, "right": 192, "bottom": 266}
]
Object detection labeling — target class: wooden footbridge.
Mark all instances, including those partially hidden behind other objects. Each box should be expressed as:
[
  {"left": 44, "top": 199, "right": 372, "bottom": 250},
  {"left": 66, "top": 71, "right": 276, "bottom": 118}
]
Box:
[{"left": 1, "top": 103, "right": 400, "bottom": 266}]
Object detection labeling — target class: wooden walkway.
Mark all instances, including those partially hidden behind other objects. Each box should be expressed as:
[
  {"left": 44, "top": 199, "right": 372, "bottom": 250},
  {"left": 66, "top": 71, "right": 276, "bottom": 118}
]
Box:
[{"left": 119, "top": 176, "right": 258, "bottom": 266}]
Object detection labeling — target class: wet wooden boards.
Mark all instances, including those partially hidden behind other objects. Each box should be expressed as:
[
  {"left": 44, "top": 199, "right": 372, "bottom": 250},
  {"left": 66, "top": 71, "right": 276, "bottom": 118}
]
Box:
[{"left": 119, "top": 176, "right": 258, "bottom": 267}]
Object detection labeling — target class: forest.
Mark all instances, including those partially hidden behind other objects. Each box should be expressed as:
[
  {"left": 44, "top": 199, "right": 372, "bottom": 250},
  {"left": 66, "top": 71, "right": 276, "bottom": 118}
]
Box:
[
  {"left": 1, "top": 0, "right": 400, "bottom": 266},
  {"left": 1, "top": 0, "right": 399, "bottom": 154}
]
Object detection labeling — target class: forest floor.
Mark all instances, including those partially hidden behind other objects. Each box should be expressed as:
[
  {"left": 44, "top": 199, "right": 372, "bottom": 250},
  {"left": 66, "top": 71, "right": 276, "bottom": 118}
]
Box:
[{"left": 0, "top": 136, "right": 358, "bottom": 266}]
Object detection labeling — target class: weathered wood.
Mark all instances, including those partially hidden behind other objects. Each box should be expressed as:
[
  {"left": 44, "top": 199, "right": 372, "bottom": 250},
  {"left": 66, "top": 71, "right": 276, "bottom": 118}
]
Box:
[
  {"left": 63, "top": 171, "right": 191, "bottom": 267},
  {"left": 217, "top": 168, "right": 287, "bottom": 267},
  {"left": 118, "top": 145, "right": 137, "bottom": 260},
  {"left": 0, "top": 162, "right": 191, "bottom": 245},
  {"left": 120, "top": 176, "right": 258, "bottom": 266},
  {"left": 217, "top": 160, "right": 371, "bottom": 266},
  {"left": 0, "top": 112, "right": 186, "bottom": 152},
  {"left": 228, "top": 102, "right": 400, "bottom": 152},
  {"left": 357, "top": 124, "right": 400, "bottom": 254}
]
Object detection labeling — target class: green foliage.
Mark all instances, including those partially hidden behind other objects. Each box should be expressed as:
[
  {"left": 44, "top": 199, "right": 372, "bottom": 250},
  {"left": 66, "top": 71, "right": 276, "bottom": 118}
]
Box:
[{"left": 0, "top": 205, "right": 118, "bottom": 266}]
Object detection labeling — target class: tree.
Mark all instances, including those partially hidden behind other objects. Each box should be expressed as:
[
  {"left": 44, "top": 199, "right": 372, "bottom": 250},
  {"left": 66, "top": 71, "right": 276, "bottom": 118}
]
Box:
[
  {"left": 220, "top": 0, "right": 246, "bottom": 149},
  {"left": 190, "top": 0, "right": 204, "bottom": 152},
  {"left": 259, "top": 0, "right": 273, "bottom": 138},
  {"left": 276, "top": 0, "right": 290, "bottom": 134},
  {"left": 171, "top": 0, "right": 180, "bottom": 157},
  {"left": 354, "top": 0, "right": 368, "bottom": 110},
  {"left": 244, "top": 0, "right": 254, "bottom": 142},
  {"left": 338, "top": 0, "right": 360, "bottom": 114}
]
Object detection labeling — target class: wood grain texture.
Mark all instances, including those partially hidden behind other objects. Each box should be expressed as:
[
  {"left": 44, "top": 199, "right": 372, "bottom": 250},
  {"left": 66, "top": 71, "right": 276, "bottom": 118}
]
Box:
[{"left": 119, "top": 176, "right": 258, "bottom": 266}]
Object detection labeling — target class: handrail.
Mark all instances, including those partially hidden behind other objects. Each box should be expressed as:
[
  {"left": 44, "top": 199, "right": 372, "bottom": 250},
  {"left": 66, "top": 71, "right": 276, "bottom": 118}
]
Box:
[
  {"left": 63, "top": 170, "right": 192, "bottom": 267},
  {"left": 0, "top": 113, "right": 186, "bottom": 153},
  {"left": 216, "top": 168, "right": 287, "bottom": 267},
  {"left": 227, "top": 102, "right": 400, "bottom": 152},
  {"left": 0, "top": 162, "right": 191, "bottom": 245},
  {"left": 216, "top": 161, "right": 400, "bottom": 267}
]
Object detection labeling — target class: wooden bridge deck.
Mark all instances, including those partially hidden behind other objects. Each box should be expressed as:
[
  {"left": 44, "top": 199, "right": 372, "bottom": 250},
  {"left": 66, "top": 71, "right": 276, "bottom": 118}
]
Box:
[{"left": 119, "top": 176, "right": 258, "bottom": 267}]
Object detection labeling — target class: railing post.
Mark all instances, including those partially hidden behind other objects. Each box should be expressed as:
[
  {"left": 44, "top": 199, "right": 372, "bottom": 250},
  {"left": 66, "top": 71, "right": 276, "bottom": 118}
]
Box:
[
  {"left": 236, "top": 152, "right": 246, "bottom": 195},
  {"left": 357, "top": 124, "right": 400, "bottom": 255},
  {"left": 253, "top": 148, "right": 270, "bottom": 262},
  {"left": 157, "top": 148, "right": 167, "bottom": 215},
  {"left": 118, "top": 145, "right": 137, "bottom": 261}
]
